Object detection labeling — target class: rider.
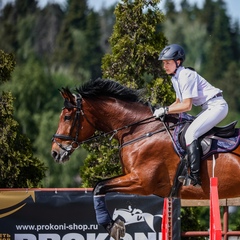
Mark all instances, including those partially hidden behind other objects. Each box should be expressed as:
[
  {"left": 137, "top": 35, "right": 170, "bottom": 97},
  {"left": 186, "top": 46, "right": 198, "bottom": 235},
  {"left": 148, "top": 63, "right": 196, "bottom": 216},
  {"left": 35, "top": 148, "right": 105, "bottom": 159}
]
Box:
[{"left": 153, "top": 44, "right": 228, "bottom": 187}]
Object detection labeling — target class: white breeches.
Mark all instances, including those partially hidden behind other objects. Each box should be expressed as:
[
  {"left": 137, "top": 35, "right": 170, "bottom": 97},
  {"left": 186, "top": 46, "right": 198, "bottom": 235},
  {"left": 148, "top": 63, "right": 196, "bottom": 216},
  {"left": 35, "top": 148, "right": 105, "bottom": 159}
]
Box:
[{"left": 185, "top": 97, "right": 228, "bottom": 146}]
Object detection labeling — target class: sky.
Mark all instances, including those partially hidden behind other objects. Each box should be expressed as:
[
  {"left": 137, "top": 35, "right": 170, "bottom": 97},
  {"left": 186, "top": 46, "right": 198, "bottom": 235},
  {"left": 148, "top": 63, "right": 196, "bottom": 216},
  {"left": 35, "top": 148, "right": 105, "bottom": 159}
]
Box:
[{"left": 1, "top": 0, "right": 239, "bottom": 23}]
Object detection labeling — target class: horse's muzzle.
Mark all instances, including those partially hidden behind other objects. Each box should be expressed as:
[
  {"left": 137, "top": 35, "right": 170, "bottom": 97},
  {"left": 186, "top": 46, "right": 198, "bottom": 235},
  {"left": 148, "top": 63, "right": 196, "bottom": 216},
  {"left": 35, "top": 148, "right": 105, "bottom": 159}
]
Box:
[{"left": 51, "top": 149, "right": 70, "bottom": 163}]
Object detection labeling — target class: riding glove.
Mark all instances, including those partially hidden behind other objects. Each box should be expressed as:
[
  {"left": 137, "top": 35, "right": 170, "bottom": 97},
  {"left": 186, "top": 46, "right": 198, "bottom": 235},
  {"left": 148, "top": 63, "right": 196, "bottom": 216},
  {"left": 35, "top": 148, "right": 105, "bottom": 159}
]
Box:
[{"left": 153, "top": 107, "right": 165, "bottom": 118}]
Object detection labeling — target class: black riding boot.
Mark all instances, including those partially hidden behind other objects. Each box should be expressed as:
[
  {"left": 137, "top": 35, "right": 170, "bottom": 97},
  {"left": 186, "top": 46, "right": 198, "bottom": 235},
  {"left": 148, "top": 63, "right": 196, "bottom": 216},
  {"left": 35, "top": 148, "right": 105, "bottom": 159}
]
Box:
[
  {"left": 178, "top": 140, "right": 202, "bottom": 187},
  {"left": 187, "top": 140, "right": 202, "bottom": 187}
]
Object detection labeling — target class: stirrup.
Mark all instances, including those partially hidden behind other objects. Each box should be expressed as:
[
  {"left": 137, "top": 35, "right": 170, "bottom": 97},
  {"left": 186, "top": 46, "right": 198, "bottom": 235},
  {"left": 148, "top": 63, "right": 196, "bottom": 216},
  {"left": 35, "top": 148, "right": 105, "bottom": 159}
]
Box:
[
  {"left": 178, "top": 175, "right": 201, "bottom": 188},
  {"left": 178, "top": 175, "right": 186, "bottom": 183},
  {"left": 178, "top": 175, "right": 191, "bottom": 186}
]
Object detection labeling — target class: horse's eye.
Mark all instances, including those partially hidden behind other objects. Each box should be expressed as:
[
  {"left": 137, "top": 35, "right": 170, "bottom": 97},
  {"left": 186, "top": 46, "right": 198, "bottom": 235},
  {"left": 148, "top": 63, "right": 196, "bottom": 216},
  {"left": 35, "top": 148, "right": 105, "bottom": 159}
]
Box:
[{"left": 64, "top": 115, "right": 71, "bottom": 121}]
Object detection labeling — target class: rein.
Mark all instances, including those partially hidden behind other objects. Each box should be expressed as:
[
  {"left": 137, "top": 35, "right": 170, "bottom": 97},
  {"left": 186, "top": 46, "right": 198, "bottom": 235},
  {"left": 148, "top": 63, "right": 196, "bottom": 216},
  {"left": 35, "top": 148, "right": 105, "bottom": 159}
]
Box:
[
  {"left": 120, "top": 127, "right": 167, "bottom": 149},
  {"left": 52, "top": 93, "right": 183, "bottom": 154},
  {"left": 78, "top": 116, "right": 158, "bottom": 146},
  {"left": 74, "top": 116, "right": 179, "bottom": 151}
]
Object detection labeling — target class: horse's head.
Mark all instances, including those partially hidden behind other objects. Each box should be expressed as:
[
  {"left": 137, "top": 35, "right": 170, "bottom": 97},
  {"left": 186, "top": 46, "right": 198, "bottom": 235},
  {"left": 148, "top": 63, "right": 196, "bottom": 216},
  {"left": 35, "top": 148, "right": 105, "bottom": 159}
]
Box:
[{"left": 51, "top": 88, "right": 95, "bottom": 163}]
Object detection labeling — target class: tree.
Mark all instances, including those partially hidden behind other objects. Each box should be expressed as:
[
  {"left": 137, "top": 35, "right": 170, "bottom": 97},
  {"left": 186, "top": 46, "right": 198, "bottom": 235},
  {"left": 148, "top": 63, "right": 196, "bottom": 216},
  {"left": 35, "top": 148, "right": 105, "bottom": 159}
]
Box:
[
  {"left": 0, "top": 50, "right": 16, "bottom": 83},
  {"left": 102, "top": 0, "right": 167, "bottom": 88},
  {"left": 202, "top": 0, "right": 233, "bottom": 82},
  {"left": 53, "top": 0, "right": 103, "bottom": 80},
  {"left": 2, "top": 57, "right": 89, "bottom": 187},
  {"left": 1, "top": 0, "right": 239, "bottom": 189},
  {"left": 164, "top": 0, "right": 177, "bottom": 22},
  {"left": 163, "top": 0, "right": 240, "bottom": 80},
  {"left": 0, "top": 50, "right": 46, "bottom": 187},
  {"left": 181, "top": 207, "right": 206, "bottom": 240},
  {"left": 80, "top": 140, "right": 121, "bottom": 187},
  {"left": 0, "top": 92, "right": 46, "bottom": 187},
  {"left": 14, "top": 0, "right": 38, "bottom": 18}
]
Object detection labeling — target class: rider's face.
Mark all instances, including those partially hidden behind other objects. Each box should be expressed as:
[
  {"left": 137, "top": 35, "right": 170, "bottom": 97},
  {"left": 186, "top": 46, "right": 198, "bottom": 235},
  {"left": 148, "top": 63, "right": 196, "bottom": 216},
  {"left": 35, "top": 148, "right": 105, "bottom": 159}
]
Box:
[{"left": 162, "top": 60, "right": 179, "bottom": 75}]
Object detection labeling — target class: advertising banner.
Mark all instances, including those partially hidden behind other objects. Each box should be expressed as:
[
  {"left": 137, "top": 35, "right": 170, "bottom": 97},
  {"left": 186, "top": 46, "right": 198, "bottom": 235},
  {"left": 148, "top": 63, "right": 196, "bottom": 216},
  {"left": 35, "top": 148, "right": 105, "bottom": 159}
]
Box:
[{"left": 0, "top": 189, "right": 180, "bottom": 240}]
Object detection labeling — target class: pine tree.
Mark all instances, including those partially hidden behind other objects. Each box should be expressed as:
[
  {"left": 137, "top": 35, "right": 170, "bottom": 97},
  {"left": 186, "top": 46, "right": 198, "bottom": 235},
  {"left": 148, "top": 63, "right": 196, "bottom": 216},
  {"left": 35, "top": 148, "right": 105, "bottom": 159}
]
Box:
[{"left": 102, "top": 0, "right": 168, "bottom": 88}]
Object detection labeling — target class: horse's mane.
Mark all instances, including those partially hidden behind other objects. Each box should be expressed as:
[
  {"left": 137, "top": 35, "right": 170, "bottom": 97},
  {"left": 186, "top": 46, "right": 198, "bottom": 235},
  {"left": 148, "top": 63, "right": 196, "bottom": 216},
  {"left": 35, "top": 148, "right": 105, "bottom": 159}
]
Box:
[{"left": 76, "top": 78, "right": 146, "bottom": 103}]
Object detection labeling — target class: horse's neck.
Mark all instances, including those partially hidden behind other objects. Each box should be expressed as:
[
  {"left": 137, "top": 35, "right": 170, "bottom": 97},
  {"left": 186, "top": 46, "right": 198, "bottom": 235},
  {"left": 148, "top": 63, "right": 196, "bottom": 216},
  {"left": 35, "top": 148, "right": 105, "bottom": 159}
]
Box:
[{"left": 86, "top": 99, "right": 152, "bottom": 132}]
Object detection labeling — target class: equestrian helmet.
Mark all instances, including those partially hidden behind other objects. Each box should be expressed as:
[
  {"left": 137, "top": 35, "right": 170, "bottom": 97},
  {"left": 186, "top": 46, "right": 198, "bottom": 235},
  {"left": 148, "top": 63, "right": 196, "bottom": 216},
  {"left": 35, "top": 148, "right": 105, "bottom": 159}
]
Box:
[{"left": 158, "top": 44, "right": 185, "bottom": 63}]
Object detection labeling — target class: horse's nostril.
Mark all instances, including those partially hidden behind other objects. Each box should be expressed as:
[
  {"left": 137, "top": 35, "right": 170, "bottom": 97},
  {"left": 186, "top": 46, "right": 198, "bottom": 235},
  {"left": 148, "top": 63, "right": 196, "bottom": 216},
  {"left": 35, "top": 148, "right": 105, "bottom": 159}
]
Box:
[{"left": 51, "top": 150, "right": 59, "bottom": 160}]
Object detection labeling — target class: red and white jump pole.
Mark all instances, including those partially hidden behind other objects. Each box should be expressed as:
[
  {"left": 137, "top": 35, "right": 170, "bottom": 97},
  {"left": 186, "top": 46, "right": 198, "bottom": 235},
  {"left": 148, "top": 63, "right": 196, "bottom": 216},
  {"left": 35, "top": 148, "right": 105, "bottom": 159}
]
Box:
[
  {"left": 210, "top": 154, "right": 222, "bottom": 239},
  {"left": 210, "top": 177, "right": 221, "bottom": 239},
  {"left": 162, "top": 198, "right": 168, "bottom": 240},
  {"left": 161, "top": 198, "right": 172, "bottom": 240}
]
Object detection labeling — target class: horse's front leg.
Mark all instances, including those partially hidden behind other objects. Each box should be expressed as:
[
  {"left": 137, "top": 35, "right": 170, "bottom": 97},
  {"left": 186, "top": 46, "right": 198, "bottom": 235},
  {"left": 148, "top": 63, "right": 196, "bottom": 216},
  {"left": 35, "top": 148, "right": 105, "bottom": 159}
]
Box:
[
  {"left": 93, "top": 173, "right": 144, "bottom": 240},
  {"left": 93, "top": 182, "right": 126, "bottom": 240}
]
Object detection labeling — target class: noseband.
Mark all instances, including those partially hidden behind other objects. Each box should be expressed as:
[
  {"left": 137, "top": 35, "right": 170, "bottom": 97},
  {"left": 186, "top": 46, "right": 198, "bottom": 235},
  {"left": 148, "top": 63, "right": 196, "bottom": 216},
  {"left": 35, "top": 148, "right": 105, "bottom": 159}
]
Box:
[{"left": 52, "top": 94, "right": 83, "bottom": 153}]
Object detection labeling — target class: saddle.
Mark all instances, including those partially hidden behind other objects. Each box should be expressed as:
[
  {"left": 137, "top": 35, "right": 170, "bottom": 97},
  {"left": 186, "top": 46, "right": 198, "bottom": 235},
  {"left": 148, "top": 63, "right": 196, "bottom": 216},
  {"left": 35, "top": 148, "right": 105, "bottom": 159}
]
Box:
[{"left": 172, "top": 113, "right": 240, "bottom": 159}]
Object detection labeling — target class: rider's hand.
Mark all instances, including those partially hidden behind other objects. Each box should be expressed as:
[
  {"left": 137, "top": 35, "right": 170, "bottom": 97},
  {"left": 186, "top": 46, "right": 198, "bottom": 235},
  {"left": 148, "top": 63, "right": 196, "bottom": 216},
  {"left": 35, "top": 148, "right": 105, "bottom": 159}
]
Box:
[{"left": 153, "top": 107, "right": 165, "bottom": 118}]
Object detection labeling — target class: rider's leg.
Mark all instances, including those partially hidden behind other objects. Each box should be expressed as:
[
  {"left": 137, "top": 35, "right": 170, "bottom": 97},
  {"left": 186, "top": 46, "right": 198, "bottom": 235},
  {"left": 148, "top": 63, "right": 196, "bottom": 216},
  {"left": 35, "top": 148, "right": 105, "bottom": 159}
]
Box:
[{"left": 179, "top": 97, "right": 228, "bottom": 186}]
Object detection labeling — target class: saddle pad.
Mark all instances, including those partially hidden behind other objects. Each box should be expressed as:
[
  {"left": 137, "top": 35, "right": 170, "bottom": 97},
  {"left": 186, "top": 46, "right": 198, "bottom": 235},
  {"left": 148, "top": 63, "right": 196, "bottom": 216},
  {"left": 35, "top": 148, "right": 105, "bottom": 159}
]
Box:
[{"left": 204, "top": 129, "right": 240, "bottom": 159}]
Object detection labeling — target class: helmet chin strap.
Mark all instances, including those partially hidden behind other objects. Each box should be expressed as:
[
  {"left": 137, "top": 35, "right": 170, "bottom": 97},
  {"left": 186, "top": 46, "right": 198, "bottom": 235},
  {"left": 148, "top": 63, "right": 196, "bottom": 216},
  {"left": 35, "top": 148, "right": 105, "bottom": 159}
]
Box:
[{"left": 169, "top": 60, "right": 180, "bottom": 76}]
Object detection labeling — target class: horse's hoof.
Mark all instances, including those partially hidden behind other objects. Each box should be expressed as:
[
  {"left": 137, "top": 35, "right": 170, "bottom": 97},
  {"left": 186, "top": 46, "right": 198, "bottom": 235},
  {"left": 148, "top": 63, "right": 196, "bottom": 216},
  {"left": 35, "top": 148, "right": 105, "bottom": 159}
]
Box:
[{"left": 109, "top": 219, "right": 125, "bottom": 240}]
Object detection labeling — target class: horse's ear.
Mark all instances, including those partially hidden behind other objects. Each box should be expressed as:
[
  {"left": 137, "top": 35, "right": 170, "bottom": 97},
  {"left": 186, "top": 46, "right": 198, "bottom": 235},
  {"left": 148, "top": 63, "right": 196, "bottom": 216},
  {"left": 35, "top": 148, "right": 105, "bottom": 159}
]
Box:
[
  {"left": 59, "top": 88, "right": 75, "bottom": 104},
  {"left": 59, "top": 88, "right": 66, "bottom": 99}
]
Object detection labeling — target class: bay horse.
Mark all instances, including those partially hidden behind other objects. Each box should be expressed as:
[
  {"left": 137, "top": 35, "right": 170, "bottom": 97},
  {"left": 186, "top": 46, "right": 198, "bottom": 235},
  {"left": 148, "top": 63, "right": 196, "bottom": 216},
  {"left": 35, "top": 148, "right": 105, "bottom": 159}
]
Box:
[{"left": 51, "top": 78, "right": 240, "bottom": 240}]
